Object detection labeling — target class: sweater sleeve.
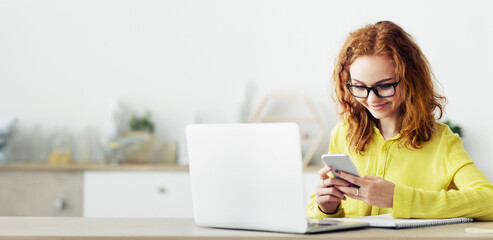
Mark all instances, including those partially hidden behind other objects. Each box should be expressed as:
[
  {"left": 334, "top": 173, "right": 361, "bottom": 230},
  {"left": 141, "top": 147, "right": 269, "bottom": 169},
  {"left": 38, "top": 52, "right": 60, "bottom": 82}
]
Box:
[
  {"left": 392, "top": 127, "right": 493, "bottom": 220},
  {"left": 306, "top": 194, "right": 345, "bottom": 219},
  {"left": 392, "top": 163, "right": 493, "bottom": 220}
]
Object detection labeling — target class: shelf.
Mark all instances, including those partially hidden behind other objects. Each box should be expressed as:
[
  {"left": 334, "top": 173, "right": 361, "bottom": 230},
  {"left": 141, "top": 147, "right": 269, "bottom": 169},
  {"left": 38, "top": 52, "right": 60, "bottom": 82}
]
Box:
[{"left": 0, "top": 163, "right": 189, "bottom": 172}]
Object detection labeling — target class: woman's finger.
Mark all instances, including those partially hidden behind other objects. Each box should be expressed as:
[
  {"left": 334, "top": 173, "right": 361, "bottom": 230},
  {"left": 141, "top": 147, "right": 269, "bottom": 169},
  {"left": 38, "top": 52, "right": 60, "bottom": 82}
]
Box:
[
  {"left": 319, "top": 166, "right": 332, "bottom": 180},
  {"left": 336, "top": 171, "right": 366, "bottom": 187},
  {"left": 336, "top": 186, "right": 361, "bottom": 199},
  {"left": 317, "top": 178, "right": 350, "bottom": 189},
  {"left": 316, "top": 187, "right": 347, "bottom": 200},
  {"left": 315, "top": 194, "right": 344, "bottom": 204},
  {"left": 322, "top": 177, "right": 351, "bottom": 187}
]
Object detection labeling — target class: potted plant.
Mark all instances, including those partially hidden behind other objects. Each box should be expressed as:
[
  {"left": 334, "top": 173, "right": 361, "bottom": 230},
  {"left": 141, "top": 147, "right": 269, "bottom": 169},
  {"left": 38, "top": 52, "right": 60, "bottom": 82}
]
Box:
[
  {"left": 129, "top": 112, "right": 155, "bottom": 133},
  {"left": 443, "top": 120, "right": 463, "bottom": 137},
  {"left": 118, "top": 112, "right": 156, "bottom": 163}
]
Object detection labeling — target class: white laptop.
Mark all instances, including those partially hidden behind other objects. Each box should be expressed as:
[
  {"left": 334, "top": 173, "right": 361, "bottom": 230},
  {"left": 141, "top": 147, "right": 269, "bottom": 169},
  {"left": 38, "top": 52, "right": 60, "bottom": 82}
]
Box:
[{"left": 186, "top": 122, "right": 368, "bottom": 234}]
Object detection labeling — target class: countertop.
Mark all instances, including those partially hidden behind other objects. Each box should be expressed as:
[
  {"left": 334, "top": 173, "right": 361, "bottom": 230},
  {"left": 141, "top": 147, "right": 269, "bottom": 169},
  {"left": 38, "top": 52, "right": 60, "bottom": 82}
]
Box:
[{"left": 0, "top": 217, "right": 491, "bottom": 240}]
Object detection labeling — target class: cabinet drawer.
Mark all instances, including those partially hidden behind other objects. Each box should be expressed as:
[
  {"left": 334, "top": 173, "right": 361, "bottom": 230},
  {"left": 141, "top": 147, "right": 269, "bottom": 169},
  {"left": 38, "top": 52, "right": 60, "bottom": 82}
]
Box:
[
  {"left": 0, "top": 171, "right": 82, "bottom": 216},
  {"left": 83, "top": 171, "right": 193, "bottom": 218}
]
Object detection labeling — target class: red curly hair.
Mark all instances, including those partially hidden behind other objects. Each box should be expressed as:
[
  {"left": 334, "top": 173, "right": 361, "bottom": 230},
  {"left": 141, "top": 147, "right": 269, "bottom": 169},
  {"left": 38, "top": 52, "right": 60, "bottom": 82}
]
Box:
[{"left": 333, "top": 21, "right": 446, "bottom": 153}]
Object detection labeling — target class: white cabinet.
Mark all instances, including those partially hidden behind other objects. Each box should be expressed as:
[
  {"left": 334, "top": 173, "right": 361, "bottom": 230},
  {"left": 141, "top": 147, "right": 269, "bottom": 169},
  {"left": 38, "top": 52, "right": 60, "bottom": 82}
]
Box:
[
  {"left": 83, "top": 171, "right": 193, "bottom": 218},
  {"left": 83, "top": 170, "right": 320, "bottom": 218}
]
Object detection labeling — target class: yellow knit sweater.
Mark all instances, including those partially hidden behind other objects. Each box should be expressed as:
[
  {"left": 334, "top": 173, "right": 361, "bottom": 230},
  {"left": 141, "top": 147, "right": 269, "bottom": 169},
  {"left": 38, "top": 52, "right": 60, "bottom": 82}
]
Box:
[{"left": 306, "top": 121, "right": 493, "bottom": 220}]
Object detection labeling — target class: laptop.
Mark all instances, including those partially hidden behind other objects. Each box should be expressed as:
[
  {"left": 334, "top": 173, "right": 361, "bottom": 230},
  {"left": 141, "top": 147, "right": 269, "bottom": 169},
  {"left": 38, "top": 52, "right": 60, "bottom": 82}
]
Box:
[{"left": 186, "top": 122, "right": 368, "bottom": 234}]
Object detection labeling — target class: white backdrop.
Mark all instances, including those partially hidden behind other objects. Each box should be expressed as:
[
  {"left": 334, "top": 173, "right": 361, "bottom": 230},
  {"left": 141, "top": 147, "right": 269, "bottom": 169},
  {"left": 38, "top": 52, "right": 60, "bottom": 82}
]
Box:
[{"left": 0, "top": 0, "right": 492, "bottom": 179}]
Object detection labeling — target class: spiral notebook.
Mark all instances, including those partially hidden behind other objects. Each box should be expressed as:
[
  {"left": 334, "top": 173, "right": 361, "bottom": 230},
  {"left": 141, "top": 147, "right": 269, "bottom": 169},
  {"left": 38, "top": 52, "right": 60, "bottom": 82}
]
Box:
[{"left": 326, "top": 214, "right": 473, "bottom": 229}]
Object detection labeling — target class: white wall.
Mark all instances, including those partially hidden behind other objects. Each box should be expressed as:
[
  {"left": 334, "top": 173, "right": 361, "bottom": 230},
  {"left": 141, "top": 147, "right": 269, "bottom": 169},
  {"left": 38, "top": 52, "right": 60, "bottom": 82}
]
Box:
[{"left": 1, "top": 0, "right": 492, "bottom": 179}]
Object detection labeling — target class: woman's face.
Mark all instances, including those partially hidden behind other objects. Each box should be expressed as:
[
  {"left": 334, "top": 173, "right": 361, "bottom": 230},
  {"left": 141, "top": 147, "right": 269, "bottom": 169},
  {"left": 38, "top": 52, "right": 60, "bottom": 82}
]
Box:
[{"left": 348, "top": 55, "right": 403, "bottom": 121}]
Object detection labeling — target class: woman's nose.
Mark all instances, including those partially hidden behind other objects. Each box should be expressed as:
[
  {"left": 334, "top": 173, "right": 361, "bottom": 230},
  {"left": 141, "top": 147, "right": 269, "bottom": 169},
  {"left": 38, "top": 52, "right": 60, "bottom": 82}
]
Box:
[{"left": 367, "top": 89, "right": 381, "bottom": 103}]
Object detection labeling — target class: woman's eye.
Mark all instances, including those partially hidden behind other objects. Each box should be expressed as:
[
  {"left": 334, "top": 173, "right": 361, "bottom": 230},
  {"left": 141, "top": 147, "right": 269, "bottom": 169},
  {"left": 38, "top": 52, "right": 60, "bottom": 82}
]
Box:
[{"left": 378, "top": 84, "right": 393, "bottom": 90}]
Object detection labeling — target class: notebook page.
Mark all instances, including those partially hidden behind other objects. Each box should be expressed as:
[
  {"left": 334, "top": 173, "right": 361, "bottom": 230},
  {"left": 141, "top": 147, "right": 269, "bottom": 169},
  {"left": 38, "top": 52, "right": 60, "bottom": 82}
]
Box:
[{"left": 325, "top": 214, "right": 473, "bottom": 228}]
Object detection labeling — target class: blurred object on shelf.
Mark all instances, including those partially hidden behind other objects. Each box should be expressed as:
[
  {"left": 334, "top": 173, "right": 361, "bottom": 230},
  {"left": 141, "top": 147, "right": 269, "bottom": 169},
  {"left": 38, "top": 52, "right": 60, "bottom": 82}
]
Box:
[
  {"left": 0, "top": 115, "right": 16, "bottom": 164},
  {"left": 30, "top": 125, "right": 50, "bottom": 163},
  {"left": 106, "top": 132, "right": 150, "bottom": 164},
  {"left": 228, "top": 80, "right": 256, "bottom": 123},
  {"left": 106, "top": 109, "right": 161, "bottom": 164},
  {"left": 47, "top": 129, "right": 73, "bottom": 164},
  {"left": 121, "top": 131, "right": 152, "bottom": 164},
  {"left": 106, "top": 98, "right": 133, "bottom": 139},
  {"left": 107, "top": 99, "right": 155, "bottom": 137},
  {"left": 3, "top": 104, "right": 173, "bottom": 165},
  {"left": 6, "top": 124, "right": 50, "bottom": 163},
  {"left": 74, "top": 126, "right": 104, "bottom": 163},
  {"left": 129, "top": 112, "right": 155, "bottom": 133},
  {"left": 106, "top": 131, "right": 177, "bottom": 164},
  {"left": 249, "top": 93, "right": 327, "bottom": 167},
  {"left": 158, "top": 141, "right": 177, "bottom": 164},
  {"left": 47, "top": 152, "right": 72, "bottom": 164}
]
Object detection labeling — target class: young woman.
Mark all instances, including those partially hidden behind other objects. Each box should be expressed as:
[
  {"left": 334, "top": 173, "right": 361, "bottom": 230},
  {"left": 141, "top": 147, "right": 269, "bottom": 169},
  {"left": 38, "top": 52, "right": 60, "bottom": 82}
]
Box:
[{"left": 306, "top": 21, "right": 493, "bottom": 220}]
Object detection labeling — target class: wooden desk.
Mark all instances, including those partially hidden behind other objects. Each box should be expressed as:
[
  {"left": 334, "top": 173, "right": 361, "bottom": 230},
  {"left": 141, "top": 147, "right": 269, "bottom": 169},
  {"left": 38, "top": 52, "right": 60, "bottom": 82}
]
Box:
[{"left": 0, "top": 217, "right": 491, "bottom": 240}]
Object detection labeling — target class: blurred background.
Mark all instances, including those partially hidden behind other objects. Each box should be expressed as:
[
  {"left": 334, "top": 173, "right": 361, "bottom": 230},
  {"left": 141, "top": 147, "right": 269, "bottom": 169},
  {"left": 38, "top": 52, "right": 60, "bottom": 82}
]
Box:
[{"left": 0, "top": 0, "right": 492, "bottom": 217}]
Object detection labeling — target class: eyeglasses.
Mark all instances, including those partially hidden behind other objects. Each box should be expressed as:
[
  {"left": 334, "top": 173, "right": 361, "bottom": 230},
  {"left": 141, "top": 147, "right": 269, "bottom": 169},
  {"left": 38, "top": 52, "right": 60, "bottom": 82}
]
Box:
[{"left": 346, "top": 80, "right": 401, "bottom": 98}]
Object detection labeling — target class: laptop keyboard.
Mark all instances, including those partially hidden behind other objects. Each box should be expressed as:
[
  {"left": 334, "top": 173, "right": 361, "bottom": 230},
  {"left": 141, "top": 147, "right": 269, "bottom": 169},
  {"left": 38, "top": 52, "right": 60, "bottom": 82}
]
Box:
[{"left": 307, "top": 219, "right": 339, "bottom": 227}]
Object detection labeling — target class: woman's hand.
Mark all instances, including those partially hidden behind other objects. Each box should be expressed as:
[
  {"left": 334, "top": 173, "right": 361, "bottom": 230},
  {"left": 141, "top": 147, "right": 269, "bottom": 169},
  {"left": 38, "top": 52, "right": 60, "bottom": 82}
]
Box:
[
  {"left": 335, "top": 171, "right": 395, "bottom": 208},
  {"left": 315, "top": 166, "right": 352, "bottom": 214}
]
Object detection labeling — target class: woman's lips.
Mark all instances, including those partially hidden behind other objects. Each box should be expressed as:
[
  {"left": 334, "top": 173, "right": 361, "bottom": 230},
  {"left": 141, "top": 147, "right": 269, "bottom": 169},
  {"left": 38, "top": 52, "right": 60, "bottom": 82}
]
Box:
[{"left": 369, "top": 102, "right": 388, "bottom": 111}]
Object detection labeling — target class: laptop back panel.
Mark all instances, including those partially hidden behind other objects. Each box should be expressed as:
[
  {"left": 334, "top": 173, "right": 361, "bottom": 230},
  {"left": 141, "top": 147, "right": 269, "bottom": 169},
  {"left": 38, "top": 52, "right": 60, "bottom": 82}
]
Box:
[{"left": 186, "top": 123, "right": 308, "bottom": 233}]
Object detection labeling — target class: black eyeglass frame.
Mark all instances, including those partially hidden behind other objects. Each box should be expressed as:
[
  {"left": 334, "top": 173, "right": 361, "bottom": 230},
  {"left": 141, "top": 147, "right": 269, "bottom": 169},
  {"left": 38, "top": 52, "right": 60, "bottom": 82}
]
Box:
[{"left": 346, "top": 80, "right": 401, "bottom": 98}]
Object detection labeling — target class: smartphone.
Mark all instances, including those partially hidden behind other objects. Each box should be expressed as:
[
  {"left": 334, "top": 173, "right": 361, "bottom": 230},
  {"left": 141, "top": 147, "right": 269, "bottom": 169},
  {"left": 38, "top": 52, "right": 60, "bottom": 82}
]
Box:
[{"left": 322, "top": 154, "right": 360, "bottom": 180}]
